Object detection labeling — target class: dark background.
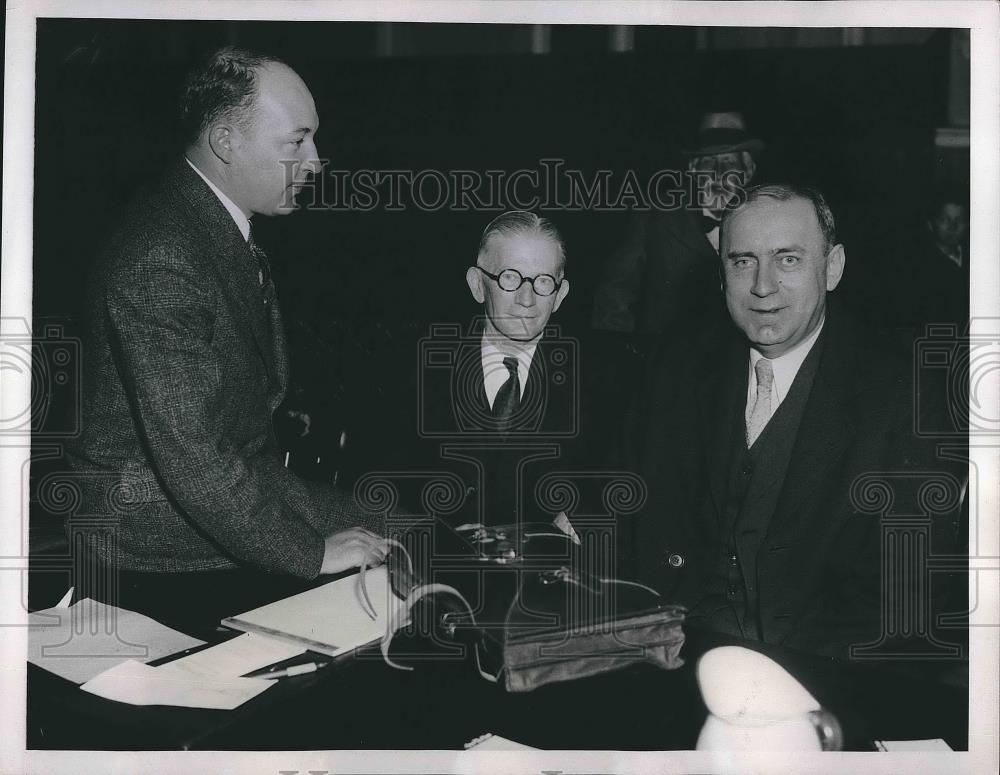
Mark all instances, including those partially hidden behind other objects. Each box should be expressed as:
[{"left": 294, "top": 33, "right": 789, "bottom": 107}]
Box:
[
  {"left": 34, "top": 20, "right": 957, "bottom": 329},
  {"left": 30, "top": 19, "right": 966, "bottom": 502}
]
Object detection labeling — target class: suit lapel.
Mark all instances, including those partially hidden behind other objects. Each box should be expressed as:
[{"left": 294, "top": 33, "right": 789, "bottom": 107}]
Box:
[
  {"left": 698, "top": 333, "right": 747, "bottom": 528},
  {"left": 267, "top": 297, "right": 289, "bottom": 411},
  {"left": 456, "top": 336, "right": 489, "bottom": 418},
  {"left": 169, "top": 162, "right": 277, "bottom": 378},
  {"left": 765, "top": 321, "right": 857, "bottom": 543},
  {"left": 663, "top": 209, "right": 719, "bottom": 262}
]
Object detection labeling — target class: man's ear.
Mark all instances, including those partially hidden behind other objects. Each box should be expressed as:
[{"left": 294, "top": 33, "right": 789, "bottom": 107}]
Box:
[
  {"left": 465, "top": 266, "right": 485, "bottom": 303},
  {"left": 742, "top": 152, "right": 757, "bottom": 182},
  {"left": 826, "top": 243, "right": 846, "bottom": 291},
  {"left": 208, "top": 124, "right": 235, "bottom": 164},
  {"left": 551, "top": 279, "right": 570, "bottom": 314}
]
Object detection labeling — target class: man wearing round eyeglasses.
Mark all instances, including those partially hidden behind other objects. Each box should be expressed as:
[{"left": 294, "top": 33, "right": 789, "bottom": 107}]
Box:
[
  {"left": 350, "top": 211, "right": 576, "bottom": 530},
  {"left": 461, "top": 210, "right": 571, "bottom": 441},
  {"left": 387, "top": 210, "right": 571, "bottom": 529},
  {"left": 466, "top": 211, "right": 570, "bottom": 349}
]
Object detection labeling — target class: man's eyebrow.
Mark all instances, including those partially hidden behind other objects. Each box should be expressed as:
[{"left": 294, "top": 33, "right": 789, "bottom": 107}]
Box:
[
  {"left": 725, "top": 249, "right": 757, "bottom": 260},
  {"left": 772, "top": 244, "right": 806, "bottom": 254}
]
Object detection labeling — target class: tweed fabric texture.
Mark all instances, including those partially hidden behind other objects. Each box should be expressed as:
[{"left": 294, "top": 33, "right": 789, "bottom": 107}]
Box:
[{"left": 68, "top": 160, "right": 383, "bottom": 578}]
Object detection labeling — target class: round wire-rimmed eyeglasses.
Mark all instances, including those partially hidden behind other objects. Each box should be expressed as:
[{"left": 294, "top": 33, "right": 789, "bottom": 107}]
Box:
[{"left": 478, "top": 267, "right": 563, "bottom": 297}]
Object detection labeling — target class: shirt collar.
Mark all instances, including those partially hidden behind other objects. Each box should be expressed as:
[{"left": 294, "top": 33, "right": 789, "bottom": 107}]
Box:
[
  {"left": 748, "top": 318, "right": 825, "bottom": 405},
  {"left": 186, "top": 158, "right": 251, "bottom": 241},
  {"left": 940, "top": 244, "right": 963, "bottom": 268},
  {"left": 481, "top": 333, "right": 539, "bottom": 405}
]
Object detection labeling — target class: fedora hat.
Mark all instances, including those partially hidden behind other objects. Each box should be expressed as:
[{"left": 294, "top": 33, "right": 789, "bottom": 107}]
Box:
[{"left": 682, "top": 111, "right": 764, "bottom": 158}]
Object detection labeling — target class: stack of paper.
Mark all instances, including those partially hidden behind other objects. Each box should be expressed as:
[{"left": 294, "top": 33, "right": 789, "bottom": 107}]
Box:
[
  {"left": 81, "top": 660, "right": 272, "bottom": 710},
  {"left": 463, "top": 733, "right": 538, "bottom": 751},
  {"left": 162, "top": 632, "right": 306, "bottom": 680},
  {"left": 80, "top": 630, "right": 308, "bottom": 710},
  {"left": 874, "top": 739, "right": 954, "bottom": 752},
  {"left": 222, "top": 566, "right": 392, "bottom": 656},
  {"left": 30, "top": 591, "right": 315, "bottom": 710},
  {"left": 28, "top": 595, "right": 204, "bottom": 684}
]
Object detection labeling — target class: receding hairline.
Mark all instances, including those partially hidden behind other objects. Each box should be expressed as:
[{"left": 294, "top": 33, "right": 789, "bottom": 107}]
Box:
[
  {"left": 721, "top": 184, "right": 838, "bottom": 253},
  {"left": 196, "top": 60, "right": 314, "bottom": 144},
  {"left": 477, "top": 230, "right": 566, "bottom": 276}
]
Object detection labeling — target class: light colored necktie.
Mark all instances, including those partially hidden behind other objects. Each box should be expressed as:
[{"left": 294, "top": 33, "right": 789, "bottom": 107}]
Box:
[{"left": 745, "top": 358, "right": 774, "bottom": 447}]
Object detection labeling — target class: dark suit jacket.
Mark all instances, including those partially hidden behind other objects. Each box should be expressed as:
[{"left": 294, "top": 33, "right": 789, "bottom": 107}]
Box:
[
  {"left": 619, "top": 303, "right": 965, "bottom": 656},
  {"left": 887, "top": 236, "right": 970, "bottom": 330},
  {"left": 68, "top": 160, "right": 381, "bottom": 578},
  {"left": 591, "top": 209, "right": 725, "bottom": 334},
  {"left": 355, "top": 320, "right": 579, "bottom": 527}
]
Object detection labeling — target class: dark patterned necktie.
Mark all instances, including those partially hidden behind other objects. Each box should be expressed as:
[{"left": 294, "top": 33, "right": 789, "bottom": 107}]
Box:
[
  {"left": 247, "top": 227, "right": 275, "bottom": 304},
  {"left": 492, "top": 356, "right": 521, "bottom": 432}
]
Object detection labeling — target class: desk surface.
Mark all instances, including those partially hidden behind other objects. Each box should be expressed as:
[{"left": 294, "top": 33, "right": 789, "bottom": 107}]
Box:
[{"left": 26, "top": 626, "right": 967, "bottom": 751}]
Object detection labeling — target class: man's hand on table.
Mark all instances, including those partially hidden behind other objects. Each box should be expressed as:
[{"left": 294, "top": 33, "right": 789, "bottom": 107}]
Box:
[{"left": 320, "top": 527, "right": 389, "bottom": 575}]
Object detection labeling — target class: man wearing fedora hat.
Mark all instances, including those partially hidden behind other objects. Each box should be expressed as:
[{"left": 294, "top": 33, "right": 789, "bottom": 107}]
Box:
[{"left": 592, "top": 111, "right": 762, "bottom": 335}]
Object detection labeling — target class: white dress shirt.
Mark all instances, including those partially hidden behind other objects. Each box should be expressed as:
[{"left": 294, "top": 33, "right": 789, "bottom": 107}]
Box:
[
  {"left": 186, "top": 158, "right": 251, "bottom": 241},
  {"left": 746, "top": 319, "right": 825, "bottom": 417},
  {"left": 481, "top": 335, "right": 538, "bottom": 409}
]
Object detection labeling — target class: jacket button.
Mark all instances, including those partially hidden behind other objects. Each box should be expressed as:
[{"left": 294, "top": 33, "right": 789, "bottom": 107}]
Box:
[
  {"left": 729, "top": 553, "right": 738, "bottom": 567},
  {"left": 666, "top": 553, "right": 685, "bottom": 568}
]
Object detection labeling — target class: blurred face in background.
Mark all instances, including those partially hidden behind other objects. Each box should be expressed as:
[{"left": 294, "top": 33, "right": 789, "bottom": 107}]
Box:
[
  {"left": 690, "top": 151, "right": 756, "bottom": 218},
  {"left": 928, "top": 202, "right": 968, "bottom": 253}
]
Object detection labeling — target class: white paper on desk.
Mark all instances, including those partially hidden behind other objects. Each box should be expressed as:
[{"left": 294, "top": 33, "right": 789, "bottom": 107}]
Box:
[
  {"left": 164, "top": 632, "right": 306, "bottom": 679},
  {"left": 28, "top": 598, "right": 204, "bottom": 684},
  {"left": 81, "top": 659, "right": 272, "bottom": 710},
  {"left": 463, "top": 733, "right": 538, "bottom": 751},
  {"left": 875, "top": 738, "right": 954, "bottom": 752},
  {"left": 222, "top": 566, "right": 393, "bottom": 657}
]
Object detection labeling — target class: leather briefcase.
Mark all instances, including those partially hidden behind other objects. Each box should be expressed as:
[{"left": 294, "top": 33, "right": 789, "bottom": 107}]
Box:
[{"left": 372, "top": 519, "right": 686, "bottom": 692}]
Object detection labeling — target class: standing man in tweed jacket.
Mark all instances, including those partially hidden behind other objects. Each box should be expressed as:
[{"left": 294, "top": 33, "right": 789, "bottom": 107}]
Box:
[{"left": 68, "top": 48, "right": 387, "bottom": 621}]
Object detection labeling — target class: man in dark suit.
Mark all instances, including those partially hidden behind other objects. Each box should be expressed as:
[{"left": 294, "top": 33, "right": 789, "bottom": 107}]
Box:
[
  {"left": 67, "top": 48, "right": 387, "bottom": 623},
  {"left": 591, "top": 111, "right": 761, "bottom": 335},
  {"left": 365, "top": 211, "right": 577, "bottom": 530},
  {"left": 888, "top": 188, "right": 970, "bottom": 330},
  {"left": 620, "top": 184, "right": 964, "bottom": 658}
]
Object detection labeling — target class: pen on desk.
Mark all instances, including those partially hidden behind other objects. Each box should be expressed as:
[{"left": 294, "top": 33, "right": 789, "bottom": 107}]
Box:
[{"left": 246, "top": 661, "right": 329, "bottom": 680}]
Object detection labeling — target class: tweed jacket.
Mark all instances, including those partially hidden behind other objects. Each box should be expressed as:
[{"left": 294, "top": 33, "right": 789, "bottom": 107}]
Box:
[
  {"left": 68, "top": 160, "right": 381, "bottom": 578},
  {"left": 618, "top": 303, "right": 965, "bottom": 656}
]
